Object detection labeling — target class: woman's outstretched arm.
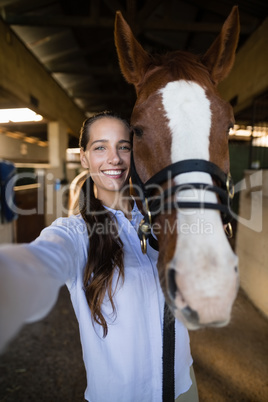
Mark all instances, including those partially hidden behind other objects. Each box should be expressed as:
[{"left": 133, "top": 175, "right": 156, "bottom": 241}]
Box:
[{"left": 0, "top": 216, "right": 86, "bottom": 352}]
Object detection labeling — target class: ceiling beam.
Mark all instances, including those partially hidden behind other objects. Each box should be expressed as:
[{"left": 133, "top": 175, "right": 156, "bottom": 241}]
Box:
[
  {"left": 138, "top": 0, "right": 163, "bottom": 20},
  {"left": 143, "top": 32, "right": 178, "bottom": 50},
  {"left": 126, "top": 0, "right": 137, "bottom": 27},
  {"left": 185, "top": 0, "right": 267, "bottom": 20},
  {"left": 72, "top": 92, "right": 130, "bottom": 100},
  {"left": 3, "top": 14, "right": 115, "bottom": 28},
  {"left": 52, "top": 66, "right": 118, "bottom": 75},
  {"left": 0, "top": 0, "right": 21, "bottom": 7},
  {"left": 0, "top": 18, "right": 86, "bottom": 135},
  {"left": 144, "top": 20, "right": 252, "bottom": 34},
  {"left": 102, "top": 0, "right": 126, "bottom": 16},
  {"left": 2, "top": 13, "right": 253, "bottom": 34},
  {"left": 90, "top": 0, "right": 101, "bottom": 20}
]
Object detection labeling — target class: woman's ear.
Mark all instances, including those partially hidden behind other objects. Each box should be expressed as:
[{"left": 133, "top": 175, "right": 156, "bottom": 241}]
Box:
[{"left": 80, "top": 148, "right": 90, "bottom": 169}]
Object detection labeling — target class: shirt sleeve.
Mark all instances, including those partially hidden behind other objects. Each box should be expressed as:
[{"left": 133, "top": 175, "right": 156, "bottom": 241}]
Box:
[{"left": 0, "top": 215, "right": 85, "bottom": 352}]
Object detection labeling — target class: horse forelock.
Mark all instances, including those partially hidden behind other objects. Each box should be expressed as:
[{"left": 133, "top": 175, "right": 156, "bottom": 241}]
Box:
[{"left": 135, "top": 50, "right": 214, "bottom": 98}]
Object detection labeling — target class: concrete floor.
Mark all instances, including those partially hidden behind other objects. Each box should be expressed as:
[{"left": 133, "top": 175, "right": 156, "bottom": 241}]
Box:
[
  {"left": 190, "top": 289, "right": 268, "bottom": 402},
  {"left": 0, "top": 286, "right": 267, "bottom": 402}
]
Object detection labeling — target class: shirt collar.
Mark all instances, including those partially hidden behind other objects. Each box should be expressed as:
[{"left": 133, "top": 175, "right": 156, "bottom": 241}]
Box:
[{"left": 104, "top": 198, "right": 141, "bottom": 218}]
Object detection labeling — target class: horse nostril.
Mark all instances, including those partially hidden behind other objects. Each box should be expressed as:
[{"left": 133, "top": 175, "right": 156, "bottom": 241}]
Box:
[
  {"left": 182, "top": 306, "right": 199, "bottom": 324},
  {"left": 168, "top": 268, "right": 178, "bottom": 300}
]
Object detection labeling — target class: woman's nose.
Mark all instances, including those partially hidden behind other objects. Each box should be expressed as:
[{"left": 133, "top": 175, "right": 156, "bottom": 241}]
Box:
[{"left": 108, "top": 149, "right": 122, "bottom": 164}]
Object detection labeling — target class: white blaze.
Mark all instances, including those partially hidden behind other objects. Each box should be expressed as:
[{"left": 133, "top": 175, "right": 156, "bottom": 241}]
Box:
[
  {"left": 160, "top": 80, "right": 238, "bottom": 325},
  {"left": 160, "top": 80, "right": 217, "bottom": 222},
  {"left": 162, "top": 80, "right": 211, "bottom": 162}
]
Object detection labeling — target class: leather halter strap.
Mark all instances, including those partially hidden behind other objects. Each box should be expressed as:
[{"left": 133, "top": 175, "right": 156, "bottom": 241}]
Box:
[
  {"left": 131, "top": 153, "right": 234, "bottom": 253},
  {"left": 143, "top": 159, "right": 228, "bottom": 195}
]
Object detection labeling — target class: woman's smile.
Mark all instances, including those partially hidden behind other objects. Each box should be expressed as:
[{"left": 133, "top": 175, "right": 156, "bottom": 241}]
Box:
[{"left": 101, "top": 169, "right": 126, "bottom": 178}]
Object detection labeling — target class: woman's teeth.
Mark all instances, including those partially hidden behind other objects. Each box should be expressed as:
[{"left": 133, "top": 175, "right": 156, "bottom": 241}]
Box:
[{"left": 102, "top": 170, "right": 123, "bottom": 176}]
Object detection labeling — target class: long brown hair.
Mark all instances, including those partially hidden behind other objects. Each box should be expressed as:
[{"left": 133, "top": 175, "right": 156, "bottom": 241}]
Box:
[{"left": 79, "top": 111, "right": 130, "bottom": 337}]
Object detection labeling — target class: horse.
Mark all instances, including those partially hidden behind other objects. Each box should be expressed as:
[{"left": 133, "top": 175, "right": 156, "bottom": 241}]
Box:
[{"left": 114, "top": 6, "right": 240, "bottom": 330}]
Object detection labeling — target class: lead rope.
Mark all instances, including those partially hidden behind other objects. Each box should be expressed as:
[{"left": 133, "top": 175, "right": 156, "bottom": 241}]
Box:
[{"left": 162, "top": 302, "right": 175, "bottom": 402}]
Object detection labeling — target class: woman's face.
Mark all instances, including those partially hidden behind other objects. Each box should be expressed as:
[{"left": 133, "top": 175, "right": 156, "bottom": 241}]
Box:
[{"left": 80, "top": 117, "right": 131, "bottom": 199}]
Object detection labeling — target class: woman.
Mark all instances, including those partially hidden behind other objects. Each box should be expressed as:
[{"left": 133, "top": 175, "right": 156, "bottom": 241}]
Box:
[{"left": 0, "top": 111, "right": 198, "bottom": 402}]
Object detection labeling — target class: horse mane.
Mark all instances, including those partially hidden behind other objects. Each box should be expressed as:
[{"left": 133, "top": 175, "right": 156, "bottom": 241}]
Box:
[{"left": 138, "top": 50, "right": 214, "bottom": 93}]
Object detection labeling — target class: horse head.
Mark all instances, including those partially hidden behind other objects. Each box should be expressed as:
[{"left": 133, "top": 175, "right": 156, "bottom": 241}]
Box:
[{"left": 114, "top": 7, "right": 240, "bottom": 329}]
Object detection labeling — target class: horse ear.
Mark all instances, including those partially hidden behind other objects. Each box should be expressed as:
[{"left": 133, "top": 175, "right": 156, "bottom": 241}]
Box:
[
  {"left": 202, "top": 6, "right": 240, "bottom": 85},
  {"left": 114, "top": 11, "right": 150, "bottom": 88}
]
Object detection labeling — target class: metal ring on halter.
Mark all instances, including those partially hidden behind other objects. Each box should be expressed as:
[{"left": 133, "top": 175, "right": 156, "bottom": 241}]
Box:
[
  {"left": 225, "top": 222, "right": 233, "bottom": 238},
  {"left": 139, "top": 221, "right": 151, "bottom": 235},
  {"left": 138, "top": 220, "right": 151, "bottom": 254},
  {"left": 226, "top": 173, "right": 235, "bottom": 199},
  {"left": 141, "top": 235, "right": 147, "bottom": 254},
  {"left": 144, "top": 198, "right": 152, "bottom": 225}
]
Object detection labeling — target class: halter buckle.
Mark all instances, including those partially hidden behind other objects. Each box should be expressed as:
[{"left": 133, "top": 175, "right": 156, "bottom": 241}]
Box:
[
  {"left": 144, "top": 198, "right": 152, "bottom": 225},
  {"left": 225, "top": 222, "right": 233, "bottom": 238},
  {"left": 138, "top": 219, "right": 152, "bottom": 254},
  {"left": 226, "top": 173, "right": 234, "bottom": 199},
  {"left": 140, "top": 236, "right": 147, "bottom": 254},
  {"left": 138, "top": 198, "right": 153, "bottom": 254}
]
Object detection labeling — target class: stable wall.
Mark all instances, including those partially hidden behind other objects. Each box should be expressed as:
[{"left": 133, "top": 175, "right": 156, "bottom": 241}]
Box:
[
  {"left": 235, "top": 170, "right": 268, "bottom": 317},
  {"left": 0, "top": 134, "right": 48, "bottom": 244},
  {"left": 0, "top": 133, "right": 48, "bottom": 162},
  {"left": 0, "top": 222, "right": 13, "bottom": 243},
  {"left": 219, "top": 17, "right": 268, "bottom": 112}
]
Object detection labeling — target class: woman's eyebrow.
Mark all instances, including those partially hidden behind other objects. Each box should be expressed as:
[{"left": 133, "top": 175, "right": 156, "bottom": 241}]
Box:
[
  {"left": 89, "top": 139, "right": 108, "bottom": 147},
  {"left": 89, "top": 139, "right": 131, "bottom": 148}
]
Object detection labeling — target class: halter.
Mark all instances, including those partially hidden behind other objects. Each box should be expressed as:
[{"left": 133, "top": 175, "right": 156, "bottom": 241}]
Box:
[{"left": 131, "top": 153, "right": 234, "bottom": 253}]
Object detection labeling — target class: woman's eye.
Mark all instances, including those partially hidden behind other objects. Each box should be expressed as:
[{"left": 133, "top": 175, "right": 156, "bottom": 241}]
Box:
[
  {"left": 119, "top": 145, "right": 131, "bottom": 151},
  {"left": 131, "top": 126, "right": 143, "bottom": 137},
  {"left": 95, "top": 146, "right": 105, "bottom": 151}
]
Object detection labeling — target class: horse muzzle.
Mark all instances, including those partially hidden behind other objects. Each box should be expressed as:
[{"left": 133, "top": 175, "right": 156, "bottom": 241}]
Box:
[{"left": 167, "top": 265, "right": 239, "bottom": 330}]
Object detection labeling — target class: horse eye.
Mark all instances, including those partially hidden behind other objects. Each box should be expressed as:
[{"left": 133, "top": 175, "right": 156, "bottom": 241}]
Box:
[{"left": 132, "top": 126, "right": 143, "bottom": 137}]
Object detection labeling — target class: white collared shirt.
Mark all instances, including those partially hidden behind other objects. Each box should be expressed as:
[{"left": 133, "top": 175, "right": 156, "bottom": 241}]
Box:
[{"left": 0, "top": 202, "right": 192, "bottom": 402}]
